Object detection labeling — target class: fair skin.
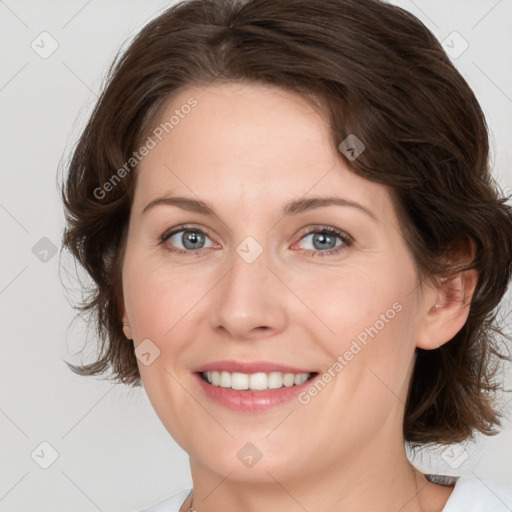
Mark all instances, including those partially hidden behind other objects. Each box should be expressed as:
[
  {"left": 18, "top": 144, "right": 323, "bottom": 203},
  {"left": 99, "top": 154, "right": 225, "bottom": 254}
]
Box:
[{"left": 121, "top": 82, "right": 477, "bottom": 512}]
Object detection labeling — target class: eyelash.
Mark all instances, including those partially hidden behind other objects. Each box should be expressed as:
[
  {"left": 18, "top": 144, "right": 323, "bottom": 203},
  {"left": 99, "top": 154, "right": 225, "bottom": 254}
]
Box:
[{"left": 158, "top": 224, "right": 354, "bottom": 258}]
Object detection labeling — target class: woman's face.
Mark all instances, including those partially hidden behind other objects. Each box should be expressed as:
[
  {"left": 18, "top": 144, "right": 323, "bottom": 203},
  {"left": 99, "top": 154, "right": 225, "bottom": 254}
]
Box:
[{"left": 122, "top": 82, "right": 434, "bottom": 483}]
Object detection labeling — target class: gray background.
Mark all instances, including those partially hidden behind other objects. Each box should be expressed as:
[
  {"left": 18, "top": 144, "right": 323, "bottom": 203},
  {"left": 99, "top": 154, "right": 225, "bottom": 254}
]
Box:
[{"left": 0, "top": 1, "right": 511, "bottom": 511}]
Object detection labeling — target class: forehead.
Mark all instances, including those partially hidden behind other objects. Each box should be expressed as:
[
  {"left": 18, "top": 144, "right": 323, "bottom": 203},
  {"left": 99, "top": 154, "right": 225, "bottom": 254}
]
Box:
[{"left": 134, "top": 82, "right": 392, "bottom": 220}]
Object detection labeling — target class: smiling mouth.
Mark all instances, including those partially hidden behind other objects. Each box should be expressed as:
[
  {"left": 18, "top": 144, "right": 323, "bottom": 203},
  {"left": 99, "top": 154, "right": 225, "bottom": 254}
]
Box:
[{"left": 198, "top": 371, "right": 319, "bottom": 391}]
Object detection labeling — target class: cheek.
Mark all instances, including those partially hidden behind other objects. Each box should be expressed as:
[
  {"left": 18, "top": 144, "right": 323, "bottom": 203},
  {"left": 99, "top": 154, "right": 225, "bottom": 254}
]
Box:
[
  {"left": 310, "top": 262, "right": 419, "bottom": 396},
  {"left": 122, "top": 250, "right": 206, "bottom": 343},
  {"left": 306, "top": 266, "right": 408, "bottom": 351},
  {"left": 123, "top": 270, "right": 168, "bottom": 341}
]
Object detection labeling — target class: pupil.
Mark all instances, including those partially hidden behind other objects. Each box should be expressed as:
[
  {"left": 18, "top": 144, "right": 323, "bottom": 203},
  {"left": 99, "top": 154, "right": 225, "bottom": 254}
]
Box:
[{"left": 183, "top": 231, "right": 204, "bottom": 249}]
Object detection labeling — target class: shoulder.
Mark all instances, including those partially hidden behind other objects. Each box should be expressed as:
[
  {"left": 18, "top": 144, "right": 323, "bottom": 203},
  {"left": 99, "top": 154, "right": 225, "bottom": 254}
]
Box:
[
  {"left": 440, "top": 475, "right": 512, "bottom": 512},
  {"left": 139, "top": 488, "right": 192, "bottom": 512}
]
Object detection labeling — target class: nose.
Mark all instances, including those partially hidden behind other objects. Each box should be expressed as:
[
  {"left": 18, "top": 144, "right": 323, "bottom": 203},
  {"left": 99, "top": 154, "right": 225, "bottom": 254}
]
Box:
[{"left": 210, "top": 240, "right": 288, "bottom": 341}]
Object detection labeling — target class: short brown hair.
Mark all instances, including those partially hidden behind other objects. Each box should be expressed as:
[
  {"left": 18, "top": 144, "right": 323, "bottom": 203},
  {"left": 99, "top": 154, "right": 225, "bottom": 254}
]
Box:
[{"left": 61, "top": 0, "right": 512, "bottom": 446}]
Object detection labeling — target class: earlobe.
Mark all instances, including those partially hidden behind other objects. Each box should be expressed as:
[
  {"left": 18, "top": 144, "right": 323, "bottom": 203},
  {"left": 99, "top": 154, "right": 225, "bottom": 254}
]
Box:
[
  {"left": 416, "top": 268, "right": 478, "bottom": 350},
  {"left": 122, "top": 315, "right": 133, "bottom": 340}
]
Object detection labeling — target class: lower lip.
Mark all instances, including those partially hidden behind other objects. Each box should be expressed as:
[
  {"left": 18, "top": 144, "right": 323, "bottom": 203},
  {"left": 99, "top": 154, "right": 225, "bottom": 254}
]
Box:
[{"left": 193, "top": 373, "right": 319, "bottom": 412}]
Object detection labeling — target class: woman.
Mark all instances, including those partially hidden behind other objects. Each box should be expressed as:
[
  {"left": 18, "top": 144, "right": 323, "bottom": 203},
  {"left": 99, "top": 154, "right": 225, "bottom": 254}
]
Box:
[{"left": 61, "top": 0, "right": 512, "bottom": 511}]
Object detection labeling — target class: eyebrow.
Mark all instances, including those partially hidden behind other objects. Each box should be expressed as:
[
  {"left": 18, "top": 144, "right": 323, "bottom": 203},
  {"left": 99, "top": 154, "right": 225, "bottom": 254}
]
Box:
[{"left": 142, "top": 195, "right": 378, "bottom": 222}]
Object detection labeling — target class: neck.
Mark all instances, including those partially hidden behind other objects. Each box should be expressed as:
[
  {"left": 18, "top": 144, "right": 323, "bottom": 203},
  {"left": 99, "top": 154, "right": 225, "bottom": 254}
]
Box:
[{"left": 182, "top": 435, "right": 433, "bottom": 512}]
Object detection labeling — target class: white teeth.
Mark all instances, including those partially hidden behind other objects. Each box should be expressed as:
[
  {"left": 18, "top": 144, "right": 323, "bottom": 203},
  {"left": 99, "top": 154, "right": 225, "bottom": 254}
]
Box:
[
  {"left": 203, "top": 371, "right": 311, "bottom": 390},
  {"left": 219, "top": 371, "right": 231, "bottom": 388},
  {"left": 249, "top": 372, "right": 267, "bottom": 390},
  {"left": 268, "top": 372, "right": 284, "bottom": 389},
  {"left": 232, "top": 372, "right": 249, "bottom": 390},
  {"left": 294, "top": 373, "right": 307, "bottom": 385},
  {"left": 283, "top": 373, "right": 295, "bottom": 387}
]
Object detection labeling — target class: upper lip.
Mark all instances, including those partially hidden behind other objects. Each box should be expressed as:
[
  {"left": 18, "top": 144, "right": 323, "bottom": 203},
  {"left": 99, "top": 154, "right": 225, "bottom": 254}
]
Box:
[{"left": 193, "top": 360, "right": 315, "bottom": 374}]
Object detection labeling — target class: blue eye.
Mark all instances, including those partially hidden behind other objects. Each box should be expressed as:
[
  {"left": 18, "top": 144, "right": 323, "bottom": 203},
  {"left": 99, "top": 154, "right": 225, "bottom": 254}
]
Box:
[
  {"left": 296, "top": 226, "right": 353, "bottom": 257},
  {"left": 160, "top": 225, "right": 215, "bottom": 255}
]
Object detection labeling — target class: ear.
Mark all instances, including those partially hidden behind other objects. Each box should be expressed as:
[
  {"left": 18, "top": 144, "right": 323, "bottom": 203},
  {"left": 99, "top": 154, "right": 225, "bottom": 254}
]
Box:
[
  {"left": 122, "top": 311, "right": 133, "bottom": 340},
  {"left": 119, "top": 284, "right": 133, "bottom": 339},
  {"left": 415, "top": 238, "right": 478, "bottom": 350}
]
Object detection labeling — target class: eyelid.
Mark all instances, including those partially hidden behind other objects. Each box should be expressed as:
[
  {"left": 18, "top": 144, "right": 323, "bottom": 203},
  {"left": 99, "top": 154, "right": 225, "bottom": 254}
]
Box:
[
  {"left": 159, "top": 223, "right": 213, "bottom": 243},
  {"left": 291, "top": 225, "right": 354, "bottom": 255},
  {"left": 295, "top": 224, "right": 353, "bottom": 243}
]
